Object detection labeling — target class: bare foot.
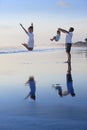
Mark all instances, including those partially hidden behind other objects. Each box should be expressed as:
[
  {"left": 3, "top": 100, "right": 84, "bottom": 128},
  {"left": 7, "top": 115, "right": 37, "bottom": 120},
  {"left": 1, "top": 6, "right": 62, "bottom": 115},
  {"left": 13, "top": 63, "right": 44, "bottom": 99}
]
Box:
[{"left": 50, "top": 39, "right": 53, "bottom": 41}]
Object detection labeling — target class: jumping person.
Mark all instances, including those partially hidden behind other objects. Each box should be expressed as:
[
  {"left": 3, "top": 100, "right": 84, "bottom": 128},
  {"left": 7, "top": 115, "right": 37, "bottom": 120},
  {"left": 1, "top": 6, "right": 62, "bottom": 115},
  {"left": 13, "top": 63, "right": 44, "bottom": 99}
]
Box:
[
  {"left": 59, "top": 27, "right": 74, "bottom": 63},
  {"left": 20, "top": 23, "right": 34, "bottom": 51}
]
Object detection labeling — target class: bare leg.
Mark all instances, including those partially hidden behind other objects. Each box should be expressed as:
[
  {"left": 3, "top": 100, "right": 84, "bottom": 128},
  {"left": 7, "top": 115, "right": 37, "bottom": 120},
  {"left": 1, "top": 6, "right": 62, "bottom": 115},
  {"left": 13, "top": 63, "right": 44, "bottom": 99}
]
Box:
[
  {"left": 50, "top": 38, "right": 53, "bottom": 41},
  {"left": 22, "top": 43, "right": 33, "bottom": 51},
  {"left": 50, "top": 36, "right": 56, "bottom": 41}
]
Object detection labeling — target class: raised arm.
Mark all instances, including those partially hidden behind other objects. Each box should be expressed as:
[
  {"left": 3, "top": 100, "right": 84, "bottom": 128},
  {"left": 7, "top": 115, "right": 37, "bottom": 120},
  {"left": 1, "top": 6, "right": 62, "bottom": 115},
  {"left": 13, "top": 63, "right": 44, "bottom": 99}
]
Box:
[
  {"left": 25, "top": 79, "right": 29, "bottom": 86},
  {"left": 31, "top": 22, "right": 34, "bottom": 32},
  {"left": 24, "top": 93, "right": 30, "bottom": 100},
  {"left": 20, "top": 23, "right": 28, "bottom": 35},
  {"left": 58, "top": 28, "right": 69, "bottom": 34},
  {"left": 31, "top": 22, "right": 33, "bottom": 27}
]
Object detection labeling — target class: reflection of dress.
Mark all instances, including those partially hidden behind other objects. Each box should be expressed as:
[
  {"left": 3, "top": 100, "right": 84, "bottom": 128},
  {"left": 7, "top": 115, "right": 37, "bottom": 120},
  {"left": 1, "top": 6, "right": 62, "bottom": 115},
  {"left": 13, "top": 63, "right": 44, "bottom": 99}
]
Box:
[
  {"left": 29, "top": 78, "right": 36, "bottom": 100},
  {"left": 29, "top": 79, "right": 36, "bottom": 96},
  {"left": 66, "top": 73, "right": 75, "bottom": 96}
]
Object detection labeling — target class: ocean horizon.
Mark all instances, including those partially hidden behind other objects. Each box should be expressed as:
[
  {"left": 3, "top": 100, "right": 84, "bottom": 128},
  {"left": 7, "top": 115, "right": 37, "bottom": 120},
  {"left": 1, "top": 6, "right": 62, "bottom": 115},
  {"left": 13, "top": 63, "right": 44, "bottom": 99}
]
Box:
[{"left": 0, "top": 44, "right": 87, "bottom": 54}]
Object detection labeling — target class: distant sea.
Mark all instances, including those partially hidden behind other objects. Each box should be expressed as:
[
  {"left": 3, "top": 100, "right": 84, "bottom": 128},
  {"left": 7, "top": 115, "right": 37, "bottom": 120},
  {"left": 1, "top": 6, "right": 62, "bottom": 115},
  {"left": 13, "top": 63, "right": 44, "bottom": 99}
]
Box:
[{"left": 0, "top": 45, "right": 87, "bottom": 55}]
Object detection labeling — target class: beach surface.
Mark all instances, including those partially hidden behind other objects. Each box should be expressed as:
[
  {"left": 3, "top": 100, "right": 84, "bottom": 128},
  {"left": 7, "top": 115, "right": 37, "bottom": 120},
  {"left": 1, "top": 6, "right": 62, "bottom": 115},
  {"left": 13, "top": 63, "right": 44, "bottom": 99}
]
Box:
[{"left": 0, "top": 45, "right": 87, "bottom": 130}]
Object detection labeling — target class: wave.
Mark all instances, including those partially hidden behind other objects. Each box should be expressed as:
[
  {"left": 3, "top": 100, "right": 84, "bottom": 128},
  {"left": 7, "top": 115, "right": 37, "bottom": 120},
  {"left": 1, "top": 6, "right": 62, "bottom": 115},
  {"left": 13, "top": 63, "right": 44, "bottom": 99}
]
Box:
[
  {"left": 0, "top": 46, "right": 64, "bottom": 55},
  {"left": 0, "top": 48, "right": 28, "bottom": 54},
  {"left": 0, "top": 46, "right": 86, "bottom": 55}
]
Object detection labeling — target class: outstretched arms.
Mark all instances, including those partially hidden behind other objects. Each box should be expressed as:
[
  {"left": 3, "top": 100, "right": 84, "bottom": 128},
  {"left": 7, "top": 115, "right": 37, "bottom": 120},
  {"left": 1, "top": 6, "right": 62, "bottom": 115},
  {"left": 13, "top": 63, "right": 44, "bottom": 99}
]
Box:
[
  {"left": 58, "top": 28, "right": 69, "bottom": 34},
  {"left": 20, "top": 23, "right": 28, "bottom": 35}
]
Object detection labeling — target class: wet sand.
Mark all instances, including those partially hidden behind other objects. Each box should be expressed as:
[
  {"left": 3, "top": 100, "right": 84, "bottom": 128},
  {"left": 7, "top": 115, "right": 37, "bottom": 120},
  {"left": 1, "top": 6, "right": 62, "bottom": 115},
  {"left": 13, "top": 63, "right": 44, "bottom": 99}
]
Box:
[{"left": 0, "top": 46, "right": 87, "bottom": 130}]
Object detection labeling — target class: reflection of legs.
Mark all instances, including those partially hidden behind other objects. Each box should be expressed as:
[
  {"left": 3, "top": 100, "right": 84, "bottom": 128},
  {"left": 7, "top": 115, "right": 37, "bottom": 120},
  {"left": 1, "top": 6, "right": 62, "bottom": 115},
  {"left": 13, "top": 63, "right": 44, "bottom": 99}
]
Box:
[
  {"left": 22, "top": 43, "right": 33, "bottom": 51},
  {"left": 56, "top": 86, "right": 63, "bottom": 97},
  {"left": 67, "top": 52, "right": 71, "bottom": 63},
  {"left": 67, "top": 62, "right": 71, "bottom": 73}
]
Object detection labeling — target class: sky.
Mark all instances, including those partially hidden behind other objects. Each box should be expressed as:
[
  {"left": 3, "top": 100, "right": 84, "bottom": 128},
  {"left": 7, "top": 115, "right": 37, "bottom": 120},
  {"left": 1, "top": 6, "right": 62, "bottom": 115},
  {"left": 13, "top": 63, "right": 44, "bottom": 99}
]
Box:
[{"left": 0, "top": 0, "right": 87, "bottom": 47}]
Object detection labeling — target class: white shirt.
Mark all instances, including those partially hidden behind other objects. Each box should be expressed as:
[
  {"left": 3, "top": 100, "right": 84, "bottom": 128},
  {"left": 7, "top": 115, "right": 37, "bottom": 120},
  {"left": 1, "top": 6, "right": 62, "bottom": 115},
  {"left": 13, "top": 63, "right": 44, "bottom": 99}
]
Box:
[
  {"left": 66, "top": 32, "right": 73, "bottom": 44},
  {"left": 28, "top": 32, "right": 34, "bottom": 48}
]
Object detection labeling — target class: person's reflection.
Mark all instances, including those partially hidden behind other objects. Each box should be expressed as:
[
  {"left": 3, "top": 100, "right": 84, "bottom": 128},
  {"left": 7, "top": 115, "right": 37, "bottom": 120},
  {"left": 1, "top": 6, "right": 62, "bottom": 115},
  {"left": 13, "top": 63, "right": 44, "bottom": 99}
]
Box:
[
  {"left": 53, "top": 63, "right": 75, "bottom": 97},
  {"left": 52, "top": 84, "right": 62, "bottom": 97},
  {"left": 62, "top": 62, "right": 75, "bottom": 97},
  {"left": 24, "top": 76, "right": 36, "bottom": 100}
]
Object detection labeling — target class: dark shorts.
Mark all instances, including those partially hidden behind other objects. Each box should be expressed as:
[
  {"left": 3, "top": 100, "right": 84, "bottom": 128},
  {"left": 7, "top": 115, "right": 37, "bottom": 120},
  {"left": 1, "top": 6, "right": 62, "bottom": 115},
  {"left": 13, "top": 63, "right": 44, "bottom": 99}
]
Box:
[{"left": 66, "top": 43, "right": 72, "bottom": 53}]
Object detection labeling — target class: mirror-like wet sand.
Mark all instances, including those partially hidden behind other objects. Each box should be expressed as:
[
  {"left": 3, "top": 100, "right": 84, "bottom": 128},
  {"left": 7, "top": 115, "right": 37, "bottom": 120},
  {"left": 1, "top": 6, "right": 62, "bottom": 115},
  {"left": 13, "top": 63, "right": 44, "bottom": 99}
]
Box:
[{"left": 0, "top": 47, "right": 87, "bottom": 130}]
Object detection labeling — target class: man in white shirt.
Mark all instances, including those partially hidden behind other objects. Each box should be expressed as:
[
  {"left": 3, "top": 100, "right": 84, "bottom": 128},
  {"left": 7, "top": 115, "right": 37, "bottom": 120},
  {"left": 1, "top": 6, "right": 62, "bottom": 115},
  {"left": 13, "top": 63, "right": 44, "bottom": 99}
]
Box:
[{"left": 59, "top": 27, "right": 74, "bottom": 63}]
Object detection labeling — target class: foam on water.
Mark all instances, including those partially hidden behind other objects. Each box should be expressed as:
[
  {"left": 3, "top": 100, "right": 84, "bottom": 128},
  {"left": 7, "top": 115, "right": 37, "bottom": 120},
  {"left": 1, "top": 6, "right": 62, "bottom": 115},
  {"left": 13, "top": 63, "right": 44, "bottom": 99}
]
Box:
[
  {"left": 0, "top": 46, "right": 65, "bottom": 54},
  {"left": 0, "top": 45, "right": 87, "bottom": 54}
]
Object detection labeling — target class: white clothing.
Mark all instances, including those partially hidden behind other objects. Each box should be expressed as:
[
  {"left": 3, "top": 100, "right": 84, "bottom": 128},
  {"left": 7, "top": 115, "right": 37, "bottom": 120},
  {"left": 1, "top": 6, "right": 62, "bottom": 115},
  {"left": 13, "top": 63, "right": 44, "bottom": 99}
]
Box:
[
  {"left": 66, "top": 32, "right": 73, "bottom": 44},
  {"left": 28, "top": 32, "right": 34, "bottom": 48},
  {"left": 55, "top": 34, "right": 60, "bottom": 41}
]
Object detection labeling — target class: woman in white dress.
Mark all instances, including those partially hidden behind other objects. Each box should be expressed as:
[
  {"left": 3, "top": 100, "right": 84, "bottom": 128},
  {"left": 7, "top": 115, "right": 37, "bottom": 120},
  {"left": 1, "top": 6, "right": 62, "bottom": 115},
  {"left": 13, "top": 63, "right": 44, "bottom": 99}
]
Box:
[{"left": 20, "top": 23, "right": 34, "bottom": 51}]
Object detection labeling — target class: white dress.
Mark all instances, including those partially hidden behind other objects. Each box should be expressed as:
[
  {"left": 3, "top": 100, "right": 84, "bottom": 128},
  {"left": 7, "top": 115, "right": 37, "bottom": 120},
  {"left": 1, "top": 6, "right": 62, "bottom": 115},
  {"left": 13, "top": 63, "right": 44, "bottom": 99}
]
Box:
[{"left": 28, "top": 32, "right": 34, "bottom": 48}]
